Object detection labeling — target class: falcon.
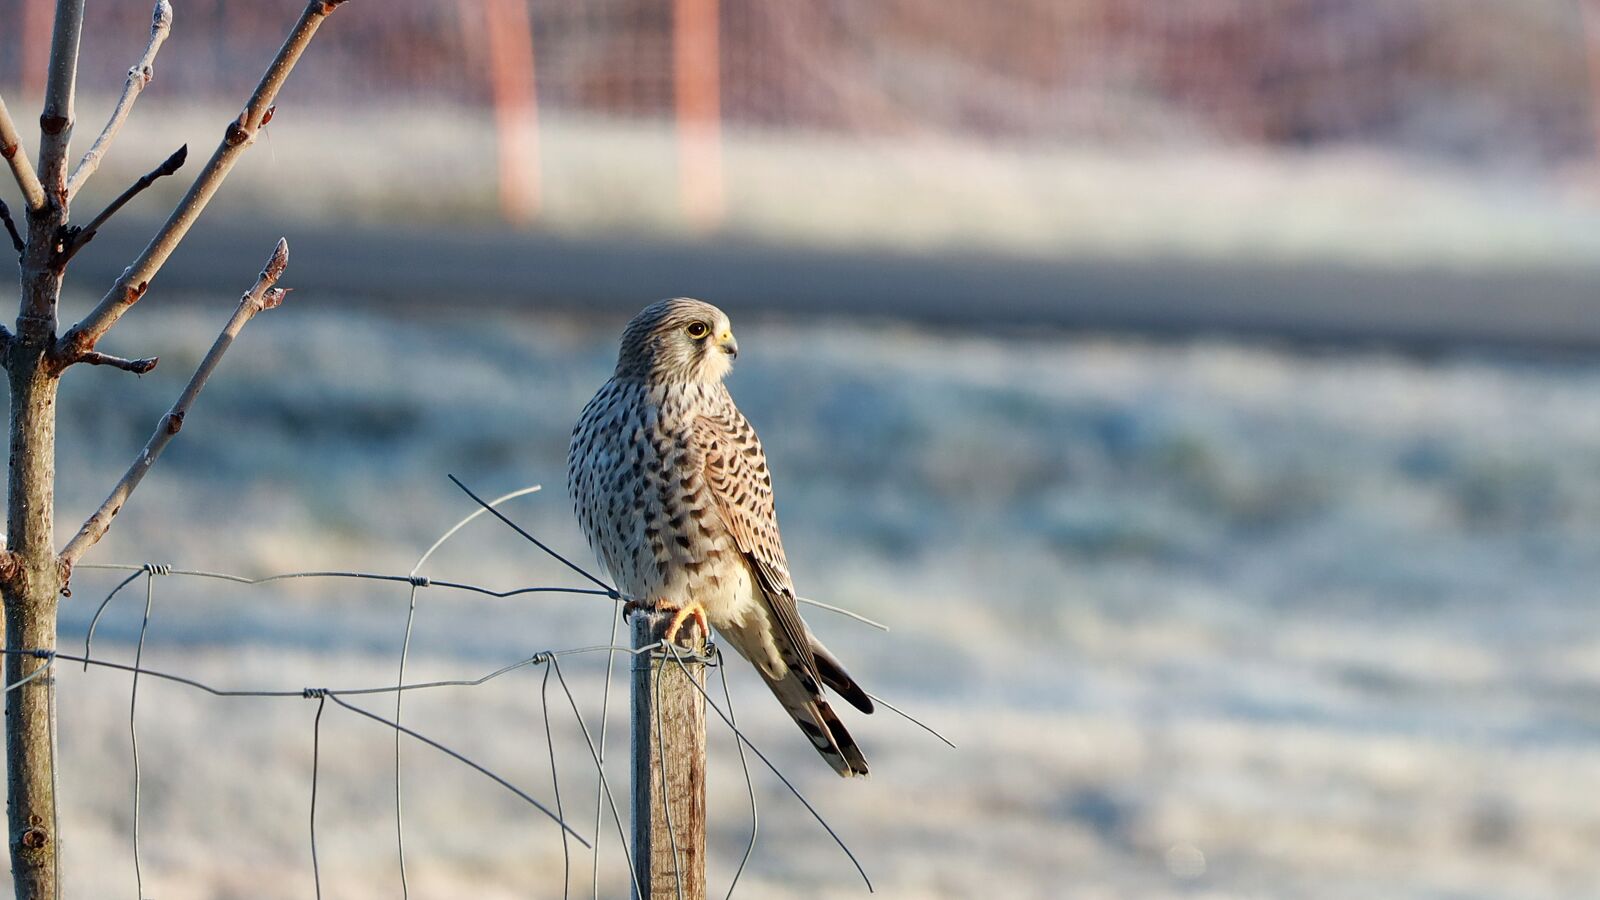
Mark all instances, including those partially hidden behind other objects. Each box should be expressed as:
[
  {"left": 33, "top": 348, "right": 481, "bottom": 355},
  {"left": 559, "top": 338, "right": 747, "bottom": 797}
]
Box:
[{"left": 568, "top": 298, "right": 873, "bottom": 777}]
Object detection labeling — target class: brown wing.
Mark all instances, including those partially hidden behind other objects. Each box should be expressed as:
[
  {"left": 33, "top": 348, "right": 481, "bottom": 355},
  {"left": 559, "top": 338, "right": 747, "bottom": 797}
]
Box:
[{"left": 691, "top": 406, "right": 824, "bottom": 692}]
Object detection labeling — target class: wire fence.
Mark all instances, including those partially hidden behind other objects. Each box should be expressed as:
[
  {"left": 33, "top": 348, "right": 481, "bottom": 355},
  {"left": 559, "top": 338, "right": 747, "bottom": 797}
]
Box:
[
  {"left": 11, "top": 478, "right": 941, "bottom": 898},
  {"left": 3, "top": 0, "right": 1595, "bottom": 234},
  {"left": 3, "top": 0, "right": 1592, "bottom": 163}
]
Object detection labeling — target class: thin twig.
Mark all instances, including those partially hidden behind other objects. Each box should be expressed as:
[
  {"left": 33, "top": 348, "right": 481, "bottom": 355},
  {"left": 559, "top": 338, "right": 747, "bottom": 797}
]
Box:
[
  {"left": 57, "top": 0, "right": 353, "bottom": 360},
  {"left": 66, "top": 0, "right": 175, "bottom": 198},
  {"left": 0, "top": 93, "right": 45, "bottom": 210},
  {"left": 61, "top": 144, "right": 188, "bottom": 264},
  {"left": 38, "top": 0, "right": 87, "bottom": 198},
  {"left": 59, "top": 239, "right": 291, "bottom": 567},
  {"left": 76, "top": 351, "right": 158, "bottom": 375},
  {"left": 0, "top": 198, "right": 24, "bottom": 253}
]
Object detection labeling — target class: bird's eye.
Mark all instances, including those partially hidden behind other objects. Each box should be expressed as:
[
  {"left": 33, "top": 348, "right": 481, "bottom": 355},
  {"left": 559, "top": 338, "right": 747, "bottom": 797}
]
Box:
[{"left": 685, "top": 322, "right": 710, "bottom": 339}]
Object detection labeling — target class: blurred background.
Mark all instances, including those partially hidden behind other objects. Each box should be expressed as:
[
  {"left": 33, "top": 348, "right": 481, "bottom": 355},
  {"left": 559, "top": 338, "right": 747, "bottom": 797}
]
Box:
[{"left": 4, "top": 1, "right": 1600, "bottom": 897}]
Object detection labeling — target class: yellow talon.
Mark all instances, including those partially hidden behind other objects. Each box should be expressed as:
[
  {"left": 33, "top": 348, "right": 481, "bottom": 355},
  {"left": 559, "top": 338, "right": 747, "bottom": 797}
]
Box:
[{"left": 662, "top": 602, "right": 709, "bottom": 646}]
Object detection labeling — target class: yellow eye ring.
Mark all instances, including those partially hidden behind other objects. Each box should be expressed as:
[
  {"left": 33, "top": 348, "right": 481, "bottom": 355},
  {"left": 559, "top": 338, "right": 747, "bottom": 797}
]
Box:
[{"left": 686, "top": 322, "right": 710, "bottom": 339}]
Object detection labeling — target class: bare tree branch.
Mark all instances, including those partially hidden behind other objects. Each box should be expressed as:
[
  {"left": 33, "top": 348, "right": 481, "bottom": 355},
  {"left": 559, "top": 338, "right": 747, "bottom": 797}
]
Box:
[
  {"left": 60, "top": 145, "right": 187, "bottom": 265},
  {"left": 0, "top": 94, "right": 45, "bottom": 212},
  {"left": 66, "top": 0, "right": 174, "bottom": 199},
  {"left": 56, "top": 0, "right": 352, "bottom": 362},
  {"left": 0, "top": 198, "right": 23, "bottom": 254},
  {"left": 60, "top": 239, "right": 290, "bottom": 569},
  {"left": 76, "top": 352, "right": 158, "bottom": 375},
  {"left": 38, "top": 0, "right": 88, "bottom": 200}
]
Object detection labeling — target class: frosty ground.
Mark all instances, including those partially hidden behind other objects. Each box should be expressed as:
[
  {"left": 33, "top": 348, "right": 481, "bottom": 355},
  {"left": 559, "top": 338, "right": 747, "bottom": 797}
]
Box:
[
  {"left": 67, "top": 98, "right": 1600, "bottom": 273},
  {"left": 32, "top": 298, "right": 1600, "bottom": 898}
]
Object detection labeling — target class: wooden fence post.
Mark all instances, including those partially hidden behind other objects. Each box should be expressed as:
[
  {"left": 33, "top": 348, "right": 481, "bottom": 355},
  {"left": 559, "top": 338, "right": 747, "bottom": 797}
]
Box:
[{"left": 630, "top": 611, "right": 708, "bottom": 900}]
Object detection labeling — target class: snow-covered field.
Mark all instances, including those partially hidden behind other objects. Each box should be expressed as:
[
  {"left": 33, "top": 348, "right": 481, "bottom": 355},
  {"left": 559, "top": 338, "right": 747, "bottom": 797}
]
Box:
[{"left": 35, "top": 297, "right": 1600, "bottom": 898}]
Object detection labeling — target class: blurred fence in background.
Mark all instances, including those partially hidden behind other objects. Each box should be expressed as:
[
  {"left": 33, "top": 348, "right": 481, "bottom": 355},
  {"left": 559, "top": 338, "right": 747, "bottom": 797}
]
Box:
[
  {"left": 3, "top": 0, "right": 1595, "bottom": 229},
  {"left": 5, "top": 0, "right": 1600, "bottom": 349}
]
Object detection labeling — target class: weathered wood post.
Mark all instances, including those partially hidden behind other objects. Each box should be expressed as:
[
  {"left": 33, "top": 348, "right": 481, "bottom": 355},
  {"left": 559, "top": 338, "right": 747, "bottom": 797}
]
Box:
[{"left": 630, "top": 611, "right": 708, "bottom": 900}]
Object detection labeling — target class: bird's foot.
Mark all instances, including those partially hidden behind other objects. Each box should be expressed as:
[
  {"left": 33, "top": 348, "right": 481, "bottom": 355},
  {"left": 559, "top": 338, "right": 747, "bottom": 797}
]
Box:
[
  {"left": 661, "top": 601, "right": 709, "bottom": 648},
  {"left": 621, "top": 597, "right": 649, "bottom": 622}
]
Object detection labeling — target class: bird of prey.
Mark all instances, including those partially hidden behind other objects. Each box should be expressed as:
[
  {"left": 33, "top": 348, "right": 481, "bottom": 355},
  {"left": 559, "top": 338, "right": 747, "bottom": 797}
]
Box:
[{"left": 568, "top": 298, "right": 873, "bottom": 777}]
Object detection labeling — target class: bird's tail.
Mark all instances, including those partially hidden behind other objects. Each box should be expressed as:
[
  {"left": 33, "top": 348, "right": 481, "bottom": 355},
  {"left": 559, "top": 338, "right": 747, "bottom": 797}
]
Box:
[
  {"left": 762, "top": 667, "right": 870, "bottom": 777},
  {"left": 723, "top": 614, "right": 873, "bottom": 777}
]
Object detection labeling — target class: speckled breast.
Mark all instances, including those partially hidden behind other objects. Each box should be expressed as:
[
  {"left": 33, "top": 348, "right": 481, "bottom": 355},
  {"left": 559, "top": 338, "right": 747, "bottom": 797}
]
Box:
[{"left": 568, "top": 379, "right": 743, "bottom": 610}]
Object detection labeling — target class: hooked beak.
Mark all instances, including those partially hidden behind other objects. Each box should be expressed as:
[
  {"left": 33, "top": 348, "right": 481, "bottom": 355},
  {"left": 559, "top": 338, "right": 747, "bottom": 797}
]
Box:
[{"left": 717, "top": 331, "right": 738, "bottom": 360}]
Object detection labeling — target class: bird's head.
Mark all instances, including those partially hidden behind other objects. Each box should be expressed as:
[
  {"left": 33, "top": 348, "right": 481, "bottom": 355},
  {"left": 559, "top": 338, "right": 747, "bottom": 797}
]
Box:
[{"left": 615, "top": 297, "right": 739, "bottom": 384}]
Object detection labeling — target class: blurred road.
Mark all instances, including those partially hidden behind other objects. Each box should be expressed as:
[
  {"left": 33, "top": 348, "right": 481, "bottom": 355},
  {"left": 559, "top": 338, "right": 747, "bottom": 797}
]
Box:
[{"left": 72, "top": 217, "right": 1600, "bottom": 351}]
